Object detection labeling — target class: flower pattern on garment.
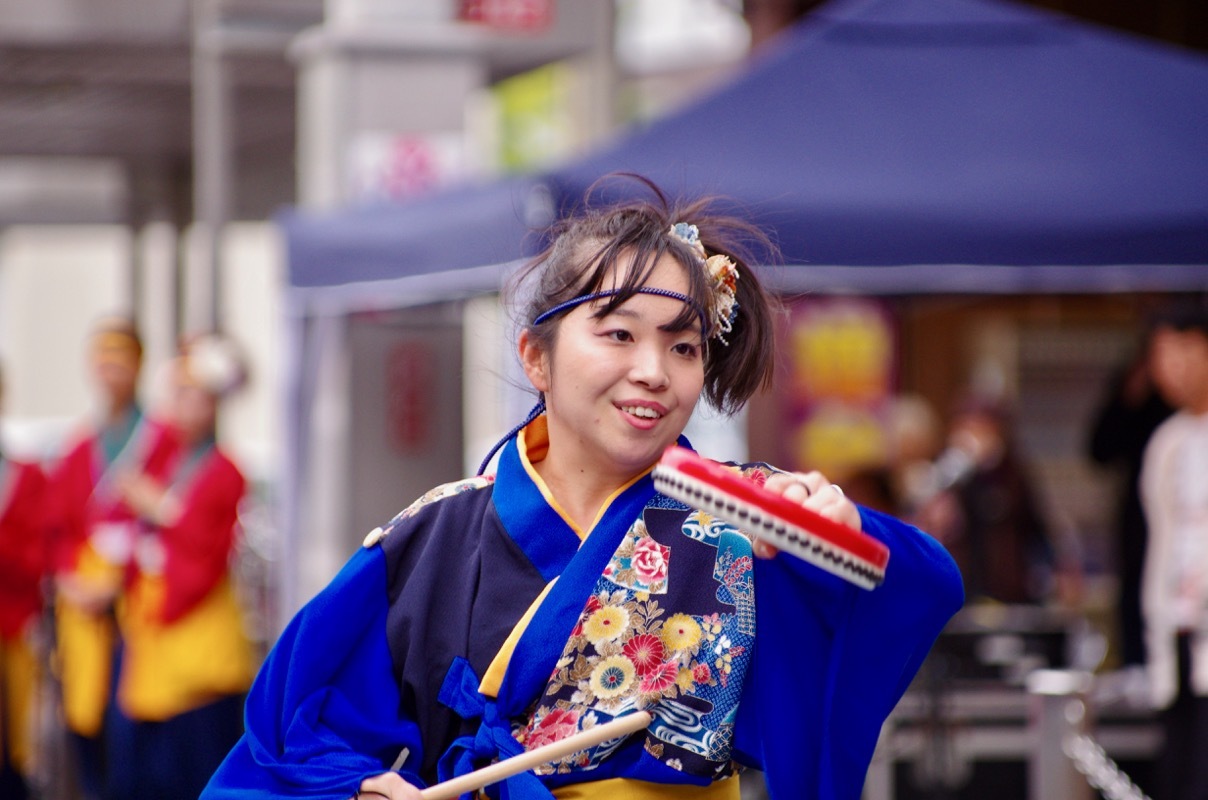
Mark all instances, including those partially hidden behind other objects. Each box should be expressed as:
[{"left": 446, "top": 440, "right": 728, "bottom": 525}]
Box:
[
  {"left": 365, "top": 475, "right": 496, "bottom": 548},
  {"left": 395, "top": 475, "right": 495, "bottom": 521},
  {"left": 602, "top": 520, "right": 670, "bottom": 594},
  {"left": 515, "top": 482, "right": 763, "bottom": 781}
]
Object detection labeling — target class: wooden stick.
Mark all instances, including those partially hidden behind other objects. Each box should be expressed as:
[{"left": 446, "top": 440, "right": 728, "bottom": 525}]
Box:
[{"left": 418, "top": 710, "right": 653, "bottom": 800}]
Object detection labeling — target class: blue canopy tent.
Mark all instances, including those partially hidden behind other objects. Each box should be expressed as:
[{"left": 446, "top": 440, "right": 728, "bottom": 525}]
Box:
[
  {"left": 545, "top": 0, "right": 1208, "bottom": 293},
  {"left": 283, "top": 175, "right": 549, "bottom": 305},
  {"left": 278, "top": 0, "right": 1208, "bottom": 617},
  {"left": 283, "top": 0, "right": 1208, "bottom": 303}
]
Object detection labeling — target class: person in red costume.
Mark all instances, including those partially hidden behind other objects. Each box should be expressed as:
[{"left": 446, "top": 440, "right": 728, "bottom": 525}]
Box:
[
  {"left": 106, "top": 332, "right": 255, "bottom": 800},
  {"left": 0, "top": 365, "right": 51, "bottom": 799},
  {"left": 47, "top": 316, "right": 176, "bottom": 800}
]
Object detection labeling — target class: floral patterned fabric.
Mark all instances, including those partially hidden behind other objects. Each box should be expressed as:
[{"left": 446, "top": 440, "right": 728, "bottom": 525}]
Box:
[{"left": 516, "top": 467, "right": 773, "bottom": 783}]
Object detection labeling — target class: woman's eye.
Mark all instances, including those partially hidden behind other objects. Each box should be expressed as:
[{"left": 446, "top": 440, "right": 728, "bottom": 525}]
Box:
[
  {"left": 673, "top": 342, "right": 701, "bottom": 358},
  {"left": 606, "top": 329, "right": 633, "bottom": 342}
]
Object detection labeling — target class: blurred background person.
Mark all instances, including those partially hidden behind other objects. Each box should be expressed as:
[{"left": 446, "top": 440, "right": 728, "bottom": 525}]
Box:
[
  {"left": 46, "top": 317, "right": 175, "bottom": 800},
  {"left": 1088, "top": 326, "right": 1174, "bottom": 668},
  {"left": 1139, "top": 298, "right": 1208, "bottom": 800},
  {"left": 886, "top": 392, "right": 946, "bottom": 518},
  {"left": 0, "top": 365, "right": 51, "bottom": 799},
  {"left": 839, "top": 392, "right": 944, "bottom": 520},
  {"left": 919, "top": 393, "right": 1070, "bottom": 606},
  {"left": 107, "top": 333, "right": 254, "bottom": 800}
]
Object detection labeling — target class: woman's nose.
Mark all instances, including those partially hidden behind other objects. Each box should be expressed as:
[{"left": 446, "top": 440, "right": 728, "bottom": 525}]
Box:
[{"left": 629, "top": 344, "right": 670, "bottom": 390}]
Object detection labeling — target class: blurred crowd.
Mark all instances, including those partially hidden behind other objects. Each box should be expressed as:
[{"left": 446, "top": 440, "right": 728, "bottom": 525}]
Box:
[
  {"left": 841, "top": 297, "right": 1208, "bottom": 800},
  {"left": 0, "top": 317, "right": 254, "bottom": 800}
]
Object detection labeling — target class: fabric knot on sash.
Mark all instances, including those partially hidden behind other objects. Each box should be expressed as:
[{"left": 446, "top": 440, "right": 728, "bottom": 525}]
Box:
[{"left": 437, "top": 657, "right": 554, "bottom": 800}]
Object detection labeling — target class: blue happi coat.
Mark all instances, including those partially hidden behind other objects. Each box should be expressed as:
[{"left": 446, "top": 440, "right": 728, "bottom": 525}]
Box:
[{"left": 203, "top": 420, "right": 963, "bottom": 800}]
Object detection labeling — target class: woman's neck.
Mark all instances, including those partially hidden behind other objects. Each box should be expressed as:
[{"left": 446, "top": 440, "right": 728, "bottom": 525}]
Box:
[
  {"left": 103, "top": 399, "right": 137, "bottom": 427},
  {"left": 180, "top": 427, "right": 216, "bottom": 451},
  {"left": 531, "top": 442, "right": 634, "bottom": 535}
]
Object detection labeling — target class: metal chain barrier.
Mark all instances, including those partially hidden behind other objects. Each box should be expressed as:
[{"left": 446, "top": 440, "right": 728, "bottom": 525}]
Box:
[
  {"left": 1063, "top": 727, "right": 1151, "bottom": 800},
  {"left": 1029, "top": 670, "right": 1156, "bottom": 800}
]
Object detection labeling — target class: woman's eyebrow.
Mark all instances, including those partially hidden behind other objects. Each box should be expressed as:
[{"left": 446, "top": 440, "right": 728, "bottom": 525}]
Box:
[
  {"left": 597, "top": 303, "right": 701, "bottom": 336},
  {"left": 660, "top": 320, "right": 703, "bottom": 336}
]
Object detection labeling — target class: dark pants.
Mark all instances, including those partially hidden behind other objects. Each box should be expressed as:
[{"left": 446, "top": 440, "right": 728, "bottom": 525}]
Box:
[
  {"left": 1156, "top": 633, "right": 1208, "bottom": 800},
  {"left": 106, "top": 693, "right": 245, "bottom": 800},
  {"left": 69, "top": 641, "right": 132, "bottom": 800},
  {"left": 0, "top": 759, "right": 28, "bottom": 800}
]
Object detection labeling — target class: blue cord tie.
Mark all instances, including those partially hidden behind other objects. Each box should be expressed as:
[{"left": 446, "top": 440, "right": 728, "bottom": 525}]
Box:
[
  {"left": 477, "top": 400, "right": 546, "bottom": 476},
  {"left": 531, "top": 288, "right": 706, "bottom": 331}
]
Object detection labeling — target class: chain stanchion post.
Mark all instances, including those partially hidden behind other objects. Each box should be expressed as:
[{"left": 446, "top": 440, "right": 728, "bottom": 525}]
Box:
[{"left": 1027, "top": 669, "right": 1094, "bottom": 800}]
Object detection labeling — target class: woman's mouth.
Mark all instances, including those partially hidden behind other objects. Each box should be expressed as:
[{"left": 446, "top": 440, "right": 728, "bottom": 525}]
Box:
[{"left": 619, "top": 404, "right": 665, "bottom": 422}]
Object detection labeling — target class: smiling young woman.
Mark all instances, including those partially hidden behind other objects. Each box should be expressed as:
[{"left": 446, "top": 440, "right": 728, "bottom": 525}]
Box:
[
  {"left": 518, "top": 252, "right": 707, "bottom": 531},
  {"left": 202, "top": 176, "right": 964, "bottom": 800}
]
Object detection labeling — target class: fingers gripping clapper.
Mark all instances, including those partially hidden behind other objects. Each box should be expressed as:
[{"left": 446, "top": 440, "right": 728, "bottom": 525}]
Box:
[{"left": 653, "top": 446, "right": 890, "bottom": 590}]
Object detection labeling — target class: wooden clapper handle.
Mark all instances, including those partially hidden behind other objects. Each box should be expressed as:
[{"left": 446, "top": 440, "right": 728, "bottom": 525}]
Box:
[{"left": 419, "top": 711, "right": 653, "bottom": 800}]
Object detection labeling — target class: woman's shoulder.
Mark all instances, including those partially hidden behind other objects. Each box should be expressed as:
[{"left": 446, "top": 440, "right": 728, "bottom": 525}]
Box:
[
  {"left": 1150, "top": 409, "right": 1194, "bottom": 441},
  {"left": 4, "top": 456, "right": 45, "bottom": 478},
  {"left": 1141, "top": 410, "right": 1193, "bottom": 469},
  {"left": 189, "top": 446, "right": 246, "bottom": 496},
  {"left": 398, "top": 475, "right": 496, "bottom": 519},
  {"left": 362, "top": 474, "right": 496, "bottom": 549},
  {"left": 50, "top": 426, "right": 96, "bottom": 467}
]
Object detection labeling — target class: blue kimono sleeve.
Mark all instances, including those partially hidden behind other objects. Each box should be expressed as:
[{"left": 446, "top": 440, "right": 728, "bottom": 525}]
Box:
[
  {"left": 734, "top": 507, "right": 964, "bottom": 800},
  {"left": 202, "top": 546, "right": 425, "bottom": 799}
]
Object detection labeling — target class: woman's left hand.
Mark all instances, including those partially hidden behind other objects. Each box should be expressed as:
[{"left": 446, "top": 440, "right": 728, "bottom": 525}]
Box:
[
  {"left": 755, "top": 471, "right": 862, "bottom": 559},
  {"left": 356, "top": 772, "right": 423, "bottom": 800},
  {"left": 114, "top": 471, "right": 180, "bottom": 527}
]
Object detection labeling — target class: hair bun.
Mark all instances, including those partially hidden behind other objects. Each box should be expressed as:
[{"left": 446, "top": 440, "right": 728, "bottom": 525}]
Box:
[{"left": 180, "top": 334, "right": 247, "bottom": 397}]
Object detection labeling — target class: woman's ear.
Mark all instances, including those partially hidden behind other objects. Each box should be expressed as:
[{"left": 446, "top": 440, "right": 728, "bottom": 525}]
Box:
[{"left": 518, "top": 329, "right": 550, "bottom": 393}]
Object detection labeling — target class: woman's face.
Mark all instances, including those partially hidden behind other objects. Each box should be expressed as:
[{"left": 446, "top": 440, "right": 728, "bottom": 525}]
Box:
[
  {"left": 173, "top": 380, "right": 217, "bottom": 443},
  {"left": 522, "top": 252, "right": 706, "bottom": 481},
  {"left": 91, "top": 354, "right": 139, "bottom": 409},
  {"left": 1151, "top": 325, "right": 1208, "bottom": 410}
]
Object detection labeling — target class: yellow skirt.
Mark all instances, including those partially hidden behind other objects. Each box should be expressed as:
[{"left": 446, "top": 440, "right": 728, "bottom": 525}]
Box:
[
  {"left": 118, "top": 575, "right": 254, "bottom": 721},
  {"left": 0, "top": 633, "right": 42, "bottom": 776},
  {"left": 55, "top": 545, "right": 122, "bottom": 737},
  {"left": 552, "top": 776, "right": 740, "bottom": 799}
]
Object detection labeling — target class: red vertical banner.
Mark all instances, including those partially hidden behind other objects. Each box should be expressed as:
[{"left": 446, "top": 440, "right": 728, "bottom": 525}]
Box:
[
  {"left": 347, "top": 131, "right": 468, "bottom": 203},
  {"left": 387, "top": 341, "right": 434, "bottom": 454},
  {"left": 781, "top": 297, "right": 898, "bottom": 478},
  {"left": 458, "top": 0, "right": 553, "bottom": 30}
]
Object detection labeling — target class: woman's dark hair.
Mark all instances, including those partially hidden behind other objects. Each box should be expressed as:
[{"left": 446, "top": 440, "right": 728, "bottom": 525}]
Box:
[
  {"left": 90, "top": 314, "right": 144, "bottom": 361},
  {"left": 512, "top": 175, "right": 778, "bottom": 414},
  {"left": 1149, "top": 294, "right": 1208, "bottom": 336}
]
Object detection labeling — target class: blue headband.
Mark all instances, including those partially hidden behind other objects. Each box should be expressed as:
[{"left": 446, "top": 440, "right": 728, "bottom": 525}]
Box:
[
  {"left": 531, "top": 287, "right": 708, "bottom": 331},
  {"left": 531, "top": 223, "right": 740, "bottom": 343}
]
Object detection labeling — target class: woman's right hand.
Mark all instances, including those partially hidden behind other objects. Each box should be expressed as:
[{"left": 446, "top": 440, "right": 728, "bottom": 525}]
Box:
[
  {"left": 55, "top": 573, "right": 120, "bottom": 614},
  {"left": 356, "top": 772, "right": 424, "bottom": 800},
  {"left": 757, "top": 470, "right": 862, "bottom": 559}
]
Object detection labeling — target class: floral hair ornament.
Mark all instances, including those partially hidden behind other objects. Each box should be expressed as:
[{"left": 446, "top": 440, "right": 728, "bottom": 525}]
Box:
[
  {"left": 179, "top": 334, "right": 248, "bottom": 398},
  {"left": 668, "top": 223, "right": 739, "bottom": 345}
]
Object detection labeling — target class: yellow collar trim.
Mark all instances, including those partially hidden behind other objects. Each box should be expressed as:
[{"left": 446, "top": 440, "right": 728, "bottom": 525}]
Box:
[
  {"left": 482, "top": 418, "right": 656, "bottom": 696},
  {"left": 479, "top": 579, "right": 556, "bottom": 699},
  {"left": 517, "top": 417, "right": 654, "bottom": 542}
]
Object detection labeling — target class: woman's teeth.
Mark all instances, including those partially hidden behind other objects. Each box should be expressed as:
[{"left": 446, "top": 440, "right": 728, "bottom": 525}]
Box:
[{"left": 622, "top": 405, "right": 661, "bottom": 419}]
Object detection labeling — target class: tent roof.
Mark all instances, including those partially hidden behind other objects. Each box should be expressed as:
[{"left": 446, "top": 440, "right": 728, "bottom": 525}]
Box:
[
  {"left": 549, "top": 0, "right": 1208, "bottom": 272},
  {"left": 285, "top": 0, "right": 1208, "bottom": 299},
  {"left": 283, "top": 176, "right": 547, "bottom": 290}
]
